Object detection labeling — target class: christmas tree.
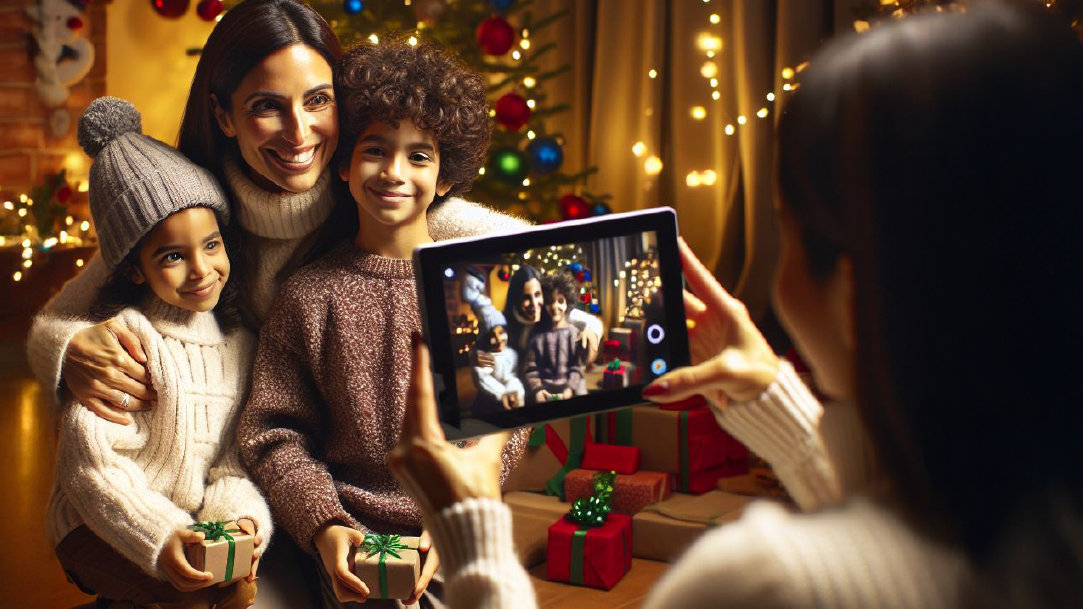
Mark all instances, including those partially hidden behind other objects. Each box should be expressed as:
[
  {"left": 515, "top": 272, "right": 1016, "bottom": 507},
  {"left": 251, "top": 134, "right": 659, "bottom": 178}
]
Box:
[{"left": 234, "top": 0, "right": 610, "bottom": 222}]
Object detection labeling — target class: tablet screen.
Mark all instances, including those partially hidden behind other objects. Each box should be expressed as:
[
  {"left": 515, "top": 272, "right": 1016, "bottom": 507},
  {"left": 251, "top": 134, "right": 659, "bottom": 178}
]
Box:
[{"left": 415, "top": 208, "right": 688, "bottom": 439}]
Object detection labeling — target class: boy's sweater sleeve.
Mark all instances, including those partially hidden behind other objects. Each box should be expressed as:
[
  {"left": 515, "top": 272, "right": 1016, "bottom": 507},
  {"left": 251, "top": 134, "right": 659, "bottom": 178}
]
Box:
[
  {"left": 427, "top": 197, "right": 530, "bottom": 240},
  {"left": 237, "top": 309, "right": 358, "bottom": 552},
  {"left": 711, "top": 361, "right": 843, "bottom": 511},
  {"left": 200, "top": 435, "right": 274, "bottom": 544},
  {"left": 57, "top": 404, "right": 195, "bottom": 578},
  {"left": 26, "top": 254, "right": 109, "bottom": 406}
]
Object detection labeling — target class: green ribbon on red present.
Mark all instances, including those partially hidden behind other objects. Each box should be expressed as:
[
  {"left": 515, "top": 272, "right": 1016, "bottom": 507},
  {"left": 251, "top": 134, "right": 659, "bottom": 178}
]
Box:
[
  {"left": 188, "top": 521, "right": 242, "bottom": 582},
  {"left": 679, "top": 410, "right": 691, "bottom": 492},
  {"left": 361, "top": 533, "right": 409, "bottom": 598},
  {"left": 607, "top": 358, "right": 622, "bottom": 371},
  {"left": 566, "top": 470, "right": 616, "bottom": 527}
]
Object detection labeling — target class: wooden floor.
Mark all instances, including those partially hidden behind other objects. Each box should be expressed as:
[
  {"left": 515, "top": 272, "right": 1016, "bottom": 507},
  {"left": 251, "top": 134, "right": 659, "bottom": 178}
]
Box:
[{"left": 0, "top": 339, "right": 667, "bottom": 608}]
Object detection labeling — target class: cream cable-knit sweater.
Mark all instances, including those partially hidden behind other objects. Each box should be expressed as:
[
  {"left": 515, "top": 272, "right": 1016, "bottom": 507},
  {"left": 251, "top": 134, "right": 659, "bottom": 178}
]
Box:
[
  {"left": 428, "top": 362, "right": 971, "bottom": 609},
  {"left": 46, "top": 299, "right": 273, "bottom": 578},
  {"left": 26, "top": 162, "right": 528, "bottom": 406}
]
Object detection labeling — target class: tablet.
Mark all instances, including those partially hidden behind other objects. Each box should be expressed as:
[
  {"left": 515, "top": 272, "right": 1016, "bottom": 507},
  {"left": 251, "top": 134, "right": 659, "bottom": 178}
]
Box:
[{"left": 414, "top": 206, "right": 689, "bottom": 440}]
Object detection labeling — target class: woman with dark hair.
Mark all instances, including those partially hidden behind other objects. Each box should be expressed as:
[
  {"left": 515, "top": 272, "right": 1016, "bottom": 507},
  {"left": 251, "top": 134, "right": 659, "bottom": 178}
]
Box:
[
  {"left": 501, "top": 264, "right": 602, "bottom": 369},
  {"left": 28, "top": 0, "right": 525, "bottom": 422},
  {"left": 387, "top": 2, "right": 1083, "bottom": 608}
]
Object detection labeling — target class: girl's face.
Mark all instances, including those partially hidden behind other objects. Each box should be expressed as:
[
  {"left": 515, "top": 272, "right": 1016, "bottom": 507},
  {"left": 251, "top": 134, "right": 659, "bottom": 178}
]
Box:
[
  {"left": 519, "top": 277, "right": 543, "bottom": 323},
  {"left": 214, "top": 44, "right": 337, "bottom": 194},
  {"left": 772, "top": 206, "right": 856, "bottom": 400},
  {"left": 546, "top": 290, "right": 568, "bottom": 326},
  {"left": 339, "top": 120, "right": 448, "bottom": 229},
  {"left": 489, "top": 325, "right": 508, "bottom": 352},
  {"left": 132, "top": 207, "right": 230, "bottom": 313}
]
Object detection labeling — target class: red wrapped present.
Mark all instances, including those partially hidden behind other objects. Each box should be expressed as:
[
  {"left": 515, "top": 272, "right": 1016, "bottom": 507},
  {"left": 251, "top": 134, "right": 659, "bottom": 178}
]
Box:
[
  {"left": 581, "top": 443, "right": 640, "bottom": 474},
  {"left": 564, "top": 469, "right": 672, "bottom": 514},
  {"left": 631, "top": 406, "right": 749, "bottom": 493},
  {"left": 546, "top": 513, "right": 632, "bottom": 590},
  {"left": 503, "top": 416, "right": 594, "bottom": 498},
  {"left": 601, "top": 358, "right": 628, "bottom": 390}
]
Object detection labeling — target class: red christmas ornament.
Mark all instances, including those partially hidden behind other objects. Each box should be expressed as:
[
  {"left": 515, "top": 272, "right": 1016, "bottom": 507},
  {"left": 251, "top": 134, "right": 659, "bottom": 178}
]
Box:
[
  {"left": 494, "top": 93, "right": 530, "bottom": 131},
  {"left": 66, "top": 17, "right": 83, "bottom": 30},
  {"left": 150, "top": 0, "right": 189, "bottom": 19},
  {"left": 57, "top": 184, "right": 72, "bottom": 204},
  {"left": 559, "top": 194, "right": 590, "bottom": 220},
  {"left": 196, "top": 0, "right": 224, "bottom": 21},
  {"left": 476, "top": 15, "right": 515, "bottom": 56}
]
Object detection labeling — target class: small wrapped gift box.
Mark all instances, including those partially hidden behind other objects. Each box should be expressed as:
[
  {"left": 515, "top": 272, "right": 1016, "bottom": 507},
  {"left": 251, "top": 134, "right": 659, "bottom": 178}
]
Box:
[
  {"left": 184, "top": 521, "right": 254, "bottom": 585},
  {"left": 631, "top": 491, "right": 752, "bottom": 562},
  {"left": 564, "top": 469, "right": 672, "bottom": 514},
  {"left": 601, "top": 358, "right": 628, "bottom": 390},
  {"left": 505, "top": 491, "right": 573, "bottom": 568},
  {"left": 353, "top": 534, "right": 421, "bottom": 600},
  {"left": 581, "top": 443, "right": 640, "bottom": 474},
  {"left": 503, "top": 416, "right": 594, "bottom": 497},
  {"left": 546, "top": 513, "right": 632, "bottom": 590}
]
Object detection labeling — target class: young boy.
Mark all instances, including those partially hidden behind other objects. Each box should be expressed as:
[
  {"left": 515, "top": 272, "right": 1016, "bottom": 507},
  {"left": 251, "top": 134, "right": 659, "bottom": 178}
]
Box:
[
  {"left": 237, "top": 37, "right": 527, "bottom": 607},
  {"left": 523, "top": 271, "right": 589, "bottom": 403}
]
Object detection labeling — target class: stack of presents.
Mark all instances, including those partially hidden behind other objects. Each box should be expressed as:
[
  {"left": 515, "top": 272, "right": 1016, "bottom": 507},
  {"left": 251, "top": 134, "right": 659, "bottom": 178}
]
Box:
[{"left": 504, "top": 392, "right": 784, "bottom": 590}]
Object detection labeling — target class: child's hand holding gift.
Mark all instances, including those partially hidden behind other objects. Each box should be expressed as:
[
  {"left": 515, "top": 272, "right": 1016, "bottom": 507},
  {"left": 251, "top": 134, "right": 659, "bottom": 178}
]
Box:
[
  {"left": 314, "top": 523, "right": 369, "bottom": 603},
  {"left": 158, "top": 527, "right": 215, "bottom": 592},
  {"left": 234, "top": 518, "right": 263, "bottom": 584}
]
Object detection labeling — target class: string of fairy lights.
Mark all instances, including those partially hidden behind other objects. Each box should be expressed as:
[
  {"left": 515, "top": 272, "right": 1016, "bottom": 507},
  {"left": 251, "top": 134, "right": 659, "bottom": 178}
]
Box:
[
  {"left": 2, "top": 186, "right": 94, "bottom": 285},
  {"left": 630, "top": 0, "right": 802, "bottom": 189}
]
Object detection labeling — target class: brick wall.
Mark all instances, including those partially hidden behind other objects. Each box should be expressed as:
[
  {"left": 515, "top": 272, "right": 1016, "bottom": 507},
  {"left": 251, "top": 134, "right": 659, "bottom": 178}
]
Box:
[{"left": 0, "top": 0, "right": 107, "bottom": 196}]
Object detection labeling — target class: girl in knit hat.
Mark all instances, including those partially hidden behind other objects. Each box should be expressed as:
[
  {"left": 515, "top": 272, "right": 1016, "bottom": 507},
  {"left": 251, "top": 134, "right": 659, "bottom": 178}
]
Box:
[
  {"left": 46, "top": 97, "right": 271, "bottom": 609},
  {"left": 462, "top": 269, "right": 525, "bottom": 415}
]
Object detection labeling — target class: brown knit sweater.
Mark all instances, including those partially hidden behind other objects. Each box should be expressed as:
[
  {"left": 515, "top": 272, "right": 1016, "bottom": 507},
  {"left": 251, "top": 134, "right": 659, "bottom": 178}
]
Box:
[{"left": 237, "top": 243, "right": 528, "bottom": 551}]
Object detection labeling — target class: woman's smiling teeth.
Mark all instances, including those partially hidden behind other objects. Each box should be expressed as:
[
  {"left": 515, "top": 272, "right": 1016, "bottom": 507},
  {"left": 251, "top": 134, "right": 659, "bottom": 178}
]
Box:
[{"left": 268, "top": 145, "right": 317, "bottom": 165}]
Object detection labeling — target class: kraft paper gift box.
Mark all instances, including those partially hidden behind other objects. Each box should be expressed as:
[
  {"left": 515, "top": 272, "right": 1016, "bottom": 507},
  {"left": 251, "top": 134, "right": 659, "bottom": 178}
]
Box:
[
  {"left": 353, "top": 534, "right": 421, "bottom": 600},
  {"left": 564, "top": 469, "right": 672, "bottom": 515},
  {"left": 632, "top": 405, "right": 749, "bottom": 493},
  {"left": 631, "top": 490, "right": 753, "bottom": 561},
  {"left": 503, "top": 415, "right": 594, "bottom": 497},
  {"left": 546, "top": 513, "right": 633, "bottom": 590},
  {"left": 184, "top": 522, "right": 254, "bottom": 585},
  {"left": 505, "top": 491, "right": 573, "bottom": 568}
]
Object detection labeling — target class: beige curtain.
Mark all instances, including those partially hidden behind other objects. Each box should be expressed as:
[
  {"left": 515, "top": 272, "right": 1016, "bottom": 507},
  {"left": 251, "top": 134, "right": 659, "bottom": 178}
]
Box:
[{"left": 532, "top": 0, "right": 858, "bottom": 322}]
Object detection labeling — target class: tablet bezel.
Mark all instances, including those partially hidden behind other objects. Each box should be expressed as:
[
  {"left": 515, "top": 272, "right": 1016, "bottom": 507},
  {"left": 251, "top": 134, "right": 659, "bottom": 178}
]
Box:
[{"left": 414, "top": 206, "right": 688, "bottom": 440}]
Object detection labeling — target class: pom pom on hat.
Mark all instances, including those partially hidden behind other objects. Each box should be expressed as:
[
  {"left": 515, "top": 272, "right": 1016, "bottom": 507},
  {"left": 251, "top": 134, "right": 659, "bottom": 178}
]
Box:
[
  {"left": 78, "top": 97, "right": 143, "bottom": 159},
  {"left": 81, "top": 95, "right": 230, "bottom": 269}
]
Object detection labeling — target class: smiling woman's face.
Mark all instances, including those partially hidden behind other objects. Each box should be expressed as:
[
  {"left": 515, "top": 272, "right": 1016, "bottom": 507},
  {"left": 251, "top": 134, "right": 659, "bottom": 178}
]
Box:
[
  {"left": 519, "top": 277, "right": 543, "bottom": 323},
  {"left": 213, "top": 44, "right": 338, "bottom": 194}
]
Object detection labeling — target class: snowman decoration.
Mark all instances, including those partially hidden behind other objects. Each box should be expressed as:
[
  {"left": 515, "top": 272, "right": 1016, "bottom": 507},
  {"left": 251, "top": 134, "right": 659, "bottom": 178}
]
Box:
[{"left": 26, "top": 0, "right": 95, "bottom": 137}]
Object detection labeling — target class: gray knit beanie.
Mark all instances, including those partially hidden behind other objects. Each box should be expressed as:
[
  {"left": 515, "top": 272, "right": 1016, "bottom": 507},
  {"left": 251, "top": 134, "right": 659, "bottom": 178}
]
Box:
[{"left": 79, "top": 96, "right": 230, "bottom": 269}]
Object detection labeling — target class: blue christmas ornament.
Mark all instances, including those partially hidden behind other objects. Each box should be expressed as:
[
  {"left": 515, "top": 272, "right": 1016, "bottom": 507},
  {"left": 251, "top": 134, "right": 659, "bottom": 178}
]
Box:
[
  {"left": 591, "top": 202, "right": 611, "bottom": 216},
  {"left": 489, "top": 0, "right": 515, "bottom": 11},
  {"left": 583, "top": 269, "right": 592, "bottom": 282},
  {"left": 590, "top": 302, "right": 601, "bottom": 314},
  {"left": 343, "top": 0, "right": 363, "bottom": 14},
  {"left": 527, "top": 138, "right": 563, "bottom": 174},
  {"left": 569, "top": 263, "right": 582, "bottom": 272}
]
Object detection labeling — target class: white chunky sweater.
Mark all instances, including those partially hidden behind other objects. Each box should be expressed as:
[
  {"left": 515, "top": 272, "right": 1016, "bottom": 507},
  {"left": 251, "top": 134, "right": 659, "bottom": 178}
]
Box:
[
  {"left": 428, "top": 363, "right": 972, "bottom": 609},
  {"left": 26, "top": 162, "right": 527, "bottom": 406},
  {"left": 46, "top": 299, "right": 272, "bottom": 578}
]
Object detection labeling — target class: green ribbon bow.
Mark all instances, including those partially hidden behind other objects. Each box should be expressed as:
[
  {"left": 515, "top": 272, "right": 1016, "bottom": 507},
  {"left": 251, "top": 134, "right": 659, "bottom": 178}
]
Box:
[
  {"left": 188, "top": 521, "right": 242, "bottom": 582},
  {"left": 566, "top": 470, "right": 617, "bottom": 527},
  {"left": 362, "top": 533, "right": 410, "bottom": 598},
  {"left": 607, "top": 358, "right": 622, "bottom": 371}
]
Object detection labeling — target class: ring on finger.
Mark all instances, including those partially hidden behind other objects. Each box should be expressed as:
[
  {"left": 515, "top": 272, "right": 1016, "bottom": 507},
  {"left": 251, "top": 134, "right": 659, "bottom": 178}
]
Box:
[{"left": 120, "top": 392, "right": 130, "bottom": 410}]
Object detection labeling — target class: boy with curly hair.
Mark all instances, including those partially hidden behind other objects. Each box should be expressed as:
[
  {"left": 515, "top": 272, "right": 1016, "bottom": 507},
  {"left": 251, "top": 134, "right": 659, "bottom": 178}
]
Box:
[
  {"left": 237, "top": 37, "right": 527, "bottom": 608},
  {"left": 523, "top": 270, "right": 589, "bottom": 403}
]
